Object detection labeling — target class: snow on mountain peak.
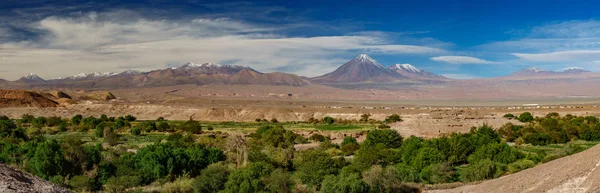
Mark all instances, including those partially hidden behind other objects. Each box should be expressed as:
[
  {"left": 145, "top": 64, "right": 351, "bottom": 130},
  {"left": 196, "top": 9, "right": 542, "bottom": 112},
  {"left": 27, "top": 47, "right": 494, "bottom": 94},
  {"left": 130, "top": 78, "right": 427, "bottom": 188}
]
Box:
[
  {"left": 182, "top": 62, "right": 225, "bottom": 68},
  {"left": 528, "top": 67, "right": 542, "bottom": 72},
  {"left": 24, "top": 73, "right": 43, "bottom": 80},
  {"left": 563, "top": 67, "right": 582, "bottom": 70},
  {"left": 393, "top": 64, "right": 421, "bottom": 73},
  {"left": 353, "top": 54, "right": 386, "bottom": 69}
]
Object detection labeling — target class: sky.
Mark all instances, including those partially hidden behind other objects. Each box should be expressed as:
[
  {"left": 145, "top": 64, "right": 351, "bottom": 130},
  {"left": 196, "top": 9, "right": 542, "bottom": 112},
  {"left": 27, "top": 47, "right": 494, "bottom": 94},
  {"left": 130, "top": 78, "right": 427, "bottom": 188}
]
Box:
[{"left": 1, "top": 0, "right": 600, "bottom": 80}]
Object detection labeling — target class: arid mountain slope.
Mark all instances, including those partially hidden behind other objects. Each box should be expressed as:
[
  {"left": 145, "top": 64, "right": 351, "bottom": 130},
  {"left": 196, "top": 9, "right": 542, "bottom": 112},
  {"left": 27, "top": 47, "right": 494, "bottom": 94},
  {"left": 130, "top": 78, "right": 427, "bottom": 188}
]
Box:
[
  {"left": 430, "top": 144, "right": 600, "bottom": 193},
  {"left": 0, "top": 164, "right": 71, "bottom": 193},
  {"left": 0, "top": 90, "right": 58, "bottom": 108},
  {"left": 22, "top": 62, "right": 308, "bottom": 88}
]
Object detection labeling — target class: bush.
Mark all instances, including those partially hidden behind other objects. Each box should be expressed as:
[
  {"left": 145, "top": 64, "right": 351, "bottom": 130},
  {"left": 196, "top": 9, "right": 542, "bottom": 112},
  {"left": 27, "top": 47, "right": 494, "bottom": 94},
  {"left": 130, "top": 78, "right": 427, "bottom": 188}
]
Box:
[
  {"left": 309, "top": 134, "right": 328, "bottom": 142},
  {"left": 105, "top": 175, "right": 143, "bottom": 192},
  {"left": 323, "top": 116, "right": 335, "bottom": 124},
  {"left": 192, "top": 164, "right": 230, "bottom": 193},
  {"left": 377, "top": 124, "right": 391, "bottom": 129},
  {"left": 162, "top": 176, "right": 194, "bottom": 193},
  {"left": 69, "top": 175, "right": 93, "bottom": 192},
  {"left": 341, "top": 143, "right": 359, "bottom": 155},
  {"left": 321, "top": 173, "right": 369, "bottom": 193},
  {"left": 419, "top": 163, "right": 455, "bottom": 184},
  {"left": 385, "top": 114, "right": 402, "bottom": 123},
  {"left": 507, "top": 159, "right": 535, "bottom": 173},
  {"left": 131, "top": 127, "right": 141, "bottom": 136},
  {"left": 461, "top": 159, "right": 497, "bottom": 182},
  {"left": 178, "top": 120, "right": 202, "bottom": 134},
  {"left": 503, "top": 114, "right": 515, "bottom": 119},
  {"left": 270, "top": 118, "right": 279, "bottom": 123},
  {"left": 518, "top": 112, "right": 534, "bottom": 122}
]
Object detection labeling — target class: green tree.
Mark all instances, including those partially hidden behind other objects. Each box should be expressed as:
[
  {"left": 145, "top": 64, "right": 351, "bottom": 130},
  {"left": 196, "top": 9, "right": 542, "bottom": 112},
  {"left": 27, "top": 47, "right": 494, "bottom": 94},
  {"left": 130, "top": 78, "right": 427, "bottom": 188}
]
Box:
[
  {"left": 262, "top": 168, "right": 294, "bottom": 193},
  {"left": 27, "top": 140, "right": 66, "bottom": 179},
  {"left": 518, "top": 112, "right": 534, "bottom": 122},
  {"left": 412, "top": 147, "right": 444, "bottom": 170},
  {"left": 321, "top": 173, "right": 369, "bottom": 193},
  {"left": 363, "top": 129, "right": 403, "bottom": 149},
  {"left": 222, "top": 162, "right": 274, "bottom": 193},
  {"left": 295, "top": 150, "right": 340, "bottom": 188},
  {"left": 192, "top": 164, "right": 230, "bottom": 193}
]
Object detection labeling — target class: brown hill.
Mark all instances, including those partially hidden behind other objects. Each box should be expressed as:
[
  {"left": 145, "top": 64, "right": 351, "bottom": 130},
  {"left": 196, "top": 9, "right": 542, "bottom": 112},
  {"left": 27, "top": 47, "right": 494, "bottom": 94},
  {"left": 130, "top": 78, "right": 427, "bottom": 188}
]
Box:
[
  {"left": 311, "top": 54, "right": 405, "bottom": 83},
  {"left": 39, "top": 62, "right": 308, "bottom": 88},
  {"left": 430, "top": 144, "right": 600, "bottom": 193},
  {"left": 0, "top": 90, "right": 58, "bottom": 108},
  {"left": 0, "top": 163, "right": 71, "bottom": 193}
]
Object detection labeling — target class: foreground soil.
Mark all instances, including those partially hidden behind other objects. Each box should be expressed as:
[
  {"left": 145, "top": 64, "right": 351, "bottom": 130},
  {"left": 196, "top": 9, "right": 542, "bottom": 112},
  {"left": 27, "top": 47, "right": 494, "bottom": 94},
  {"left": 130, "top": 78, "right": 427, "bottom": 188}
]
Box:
[
  {"left": 429, "top": 144, "right": 600, "bottom": 193},
  {"left": 0, "top": 164, "right": 71, "bottom": 193}
]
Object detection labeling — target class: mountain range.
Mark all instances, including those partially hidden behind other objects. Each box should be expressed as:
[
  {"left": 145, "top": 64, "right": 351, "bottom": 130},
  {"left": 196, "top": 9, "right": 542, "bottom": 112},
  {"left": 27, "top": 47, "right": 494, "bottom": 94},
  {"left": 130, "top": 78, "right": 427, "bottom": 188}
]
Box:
[
  {"left": 5, "top": 54, "right": 596, "bottom": 89},
  {"left": 508, "top": 67, "right": 591, "bottom": 77}
]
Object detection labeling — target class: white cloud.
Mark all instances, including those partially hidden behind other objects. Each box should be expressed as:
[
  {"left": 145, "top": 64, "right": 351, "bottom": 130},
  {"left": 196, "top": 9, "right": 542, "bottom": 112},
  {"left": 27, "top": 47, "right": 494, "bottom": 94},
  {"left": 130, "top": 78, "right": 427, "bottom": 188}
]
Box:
[
  {"left": 512, "top": 50, "right": 600, "bottom": 62},
  {"left": 530, "top": 20, "right": 600, "bottom": 38},
  {"left": 430, "top": 56, "right": 499, "bottom": 64},
  {"left": 0, "top": 12, "right": 447, "bottom": 80},
  {"left": 479, "top": 20, "right": 600, "bottom": 53}
]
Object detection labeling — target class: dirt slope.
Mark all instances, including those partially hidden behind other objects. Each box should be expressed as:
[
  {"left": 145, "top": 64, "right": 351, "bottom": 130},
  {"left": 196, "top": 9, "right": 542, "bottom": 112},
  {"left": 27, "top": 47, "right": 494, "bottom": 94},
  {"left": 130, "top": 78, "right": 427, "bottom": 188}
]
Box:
[
  {"left": 0, "top": 90, "right": 58, "bottom": 108},
  {"left": 429, "top": 144, "right": 600, "bottom": 193},
  {"left": 0, "top": 164, "right": 71, "bottom": 193}
]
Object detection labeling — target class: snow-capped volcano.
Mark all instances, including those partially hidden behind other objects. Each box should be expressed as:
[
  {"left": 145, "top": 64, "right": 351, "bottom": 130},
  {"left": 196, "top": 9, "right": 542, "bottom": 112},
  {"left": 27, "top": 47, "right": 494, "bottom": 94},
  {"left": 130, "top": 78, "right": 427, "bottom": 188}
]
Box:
[
  {"left": 389, "top": 64, "right": 447, "bottom": 80},
  {"left": 391, "top": 64, "right": 421, "bottom": 73},
  {"left": 17, "top": 73, "right": 46, "bottom": 83},
  {"left": 311, "top": 54, "right": 405, "bottom": 83}
]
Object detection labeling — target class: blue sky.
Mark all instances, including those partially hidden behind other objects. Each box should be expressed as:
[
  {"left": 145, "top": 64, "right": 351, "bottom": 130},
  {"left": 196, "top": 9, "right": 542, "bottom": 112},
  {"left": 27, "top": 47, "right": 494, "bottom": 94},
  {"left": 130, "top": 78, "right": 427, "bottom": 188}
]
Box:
[{"left": 1, "top": 0, "right": 600, "bottom": 80}]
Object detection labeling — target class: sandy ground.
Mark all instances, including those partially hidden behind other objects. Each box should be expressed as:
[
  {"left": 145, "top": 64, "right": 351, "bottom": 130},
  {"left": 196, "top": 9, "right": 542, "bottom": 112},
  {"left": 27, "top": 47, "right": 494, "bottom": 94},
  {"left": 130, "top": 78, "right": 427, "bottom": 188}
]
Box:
[{"left": 3, "top": 99, "right": 600, "bottom": 139}]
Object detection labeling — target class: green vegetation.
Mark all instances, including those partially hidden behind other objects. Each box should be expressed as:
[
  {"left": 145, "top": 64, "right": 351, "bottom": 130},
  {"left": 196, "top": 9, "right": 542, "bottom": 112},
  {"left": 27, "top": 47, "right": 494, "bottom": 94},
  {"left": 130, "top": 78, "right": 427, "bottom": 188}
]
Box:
[{"left": 0, "top": 112, "right": 598, "bottom": 192}]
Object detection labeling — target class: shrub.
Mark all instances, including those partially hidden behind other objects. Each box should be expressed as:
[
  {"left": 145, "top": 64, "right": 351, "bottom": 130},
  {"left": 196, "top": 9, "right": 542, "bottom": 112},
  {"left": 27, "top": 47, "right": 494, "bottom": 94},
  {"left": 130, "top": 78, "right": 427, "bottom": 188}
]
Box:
[
  {"left": 271, "top": 118, "right": 279, "bottom": 123},
  {"left": 377, "top": 124, "right": 391, "bottom": 129},
  {"left": 131, "top": 127, "right": 141, "bottom": 136},
  {"left": 461, "top": 159, "right": 497, "bottom": 182},
  {"left": 69, "top": 175, "right": 93, "bottom": 192},
  {"left": 309, "top": 134, "right": 328, "bottom": 142},
  {"left": 341, "top": 143, "right": 359, "bottom": 155},
  {"left": 395, "top": 163, "right": 419, "bottom": 183},
  {"left": 419, "top": 163, "right": 455, "bottom": 184},
  {"left": 105, "top": 175, "right": 143, "bottom": 192},
  {"left": 178, "top": 120, "right": 202, "bottom": 134},
  {"left": 323, "top": 116, "right": 335, "bottom": 124},
  {"left": 385, "top": 114, "right": 402, "bottom": 123},
  {"left": 192, "top": 164, "right": 230, "bottom": 193},
  {"left": 162, "top": 176, "right": 194, "bottom": 193},
  {"left": 503, "top": 114, "right": 515, "bottom": 119},
  {"left": 518, "top": 112, "right": 534, "bottom": 122},
  {"left": 321, "top": 172, "right": 369, "bottom": 193},
  {"left": 507, "top": 159, "right": 535, "bottom": 173}
]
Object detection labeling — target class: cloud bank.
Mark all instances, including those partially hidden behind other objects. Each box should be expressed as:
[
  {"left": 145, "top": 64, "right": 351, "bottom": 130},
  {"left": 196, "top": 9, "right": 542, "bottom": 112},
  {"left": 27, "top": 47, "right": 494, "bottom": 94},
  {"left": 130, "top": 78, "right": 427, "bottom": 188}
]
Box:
[
  {"left": 430, "top": 56, "right": 499, "bottom": 64},
  {"left": 0, "top": 11, "right": 446, "bottom": 80}
]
